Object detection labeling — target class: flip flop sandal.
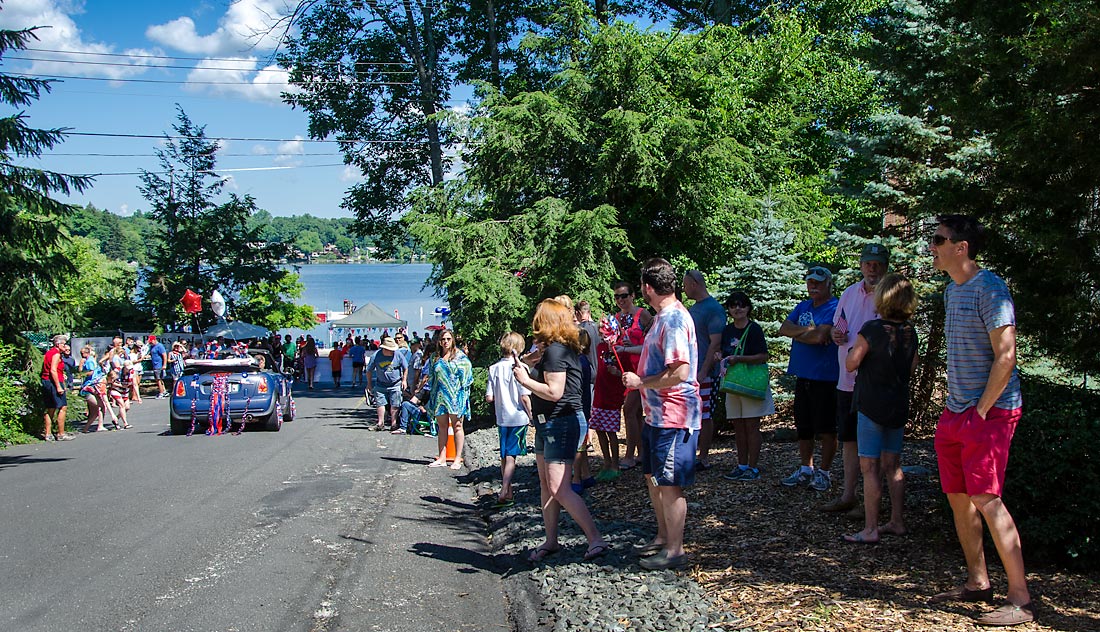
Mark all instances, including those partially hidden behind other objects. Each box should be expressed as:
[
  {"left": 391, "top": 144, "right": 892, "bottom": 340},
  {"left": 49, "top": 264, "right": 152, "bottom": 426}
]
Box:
[
  {"left": 583, "top": 543, "right": 611, "bottom": 561},
  {"left": 427, "top": 460, "right": 448, "bottom": 468},
  {"left": 841, "top": 532, "right": 880, "bottom": 545},
  {"left": 492, "top": 499, "right": 515, "bottom": 509},
  {"left": 527, "top": 544, "right": 560, "bottom": 563}
]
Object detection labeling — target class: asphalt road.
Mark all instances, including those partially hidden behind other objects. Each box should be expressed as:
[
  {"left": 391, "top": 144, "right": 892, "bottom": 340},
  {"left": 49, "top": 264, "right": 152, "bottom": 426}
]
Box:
[{"left": 0, "top": 382, "right": 510, "bottom": 632}]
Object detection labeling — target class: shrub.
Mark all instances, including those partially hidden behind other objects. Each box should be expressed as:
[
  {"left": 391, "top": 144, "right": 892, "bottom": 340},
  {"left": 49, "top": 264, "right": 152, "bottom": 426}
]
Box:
[
  {"left": 1005, "top": 374, "right": 1100, "bottom": 569},
  {"left": 0, "top": 343, "right": 39, "bottom": 446}
]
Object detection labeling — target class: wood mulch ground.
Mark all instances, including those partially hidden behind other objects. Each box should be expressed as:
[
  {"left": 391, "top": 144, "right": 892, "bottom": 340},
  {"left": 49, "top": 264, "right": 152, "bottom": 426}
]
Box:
[{"left": 584, "top": 417, "right": 1100, "bottom": 632}]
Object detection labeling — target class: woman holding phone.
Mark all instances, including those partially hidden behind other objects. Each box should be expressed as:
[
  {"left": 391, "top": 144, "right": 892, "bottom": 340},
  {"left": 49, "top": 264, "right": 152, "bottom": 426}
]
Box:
[{"left": 513, "top": 299, "right": 609, "bottom": 562}]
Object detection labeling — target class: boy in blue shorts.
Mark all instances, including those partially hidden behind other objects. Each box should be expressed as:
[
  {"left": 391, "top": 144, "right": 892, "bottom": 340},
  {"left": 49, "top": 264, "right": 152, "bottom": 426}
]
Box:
[{"left": 485, "top": 332, "right": 533, "bottom": 508}]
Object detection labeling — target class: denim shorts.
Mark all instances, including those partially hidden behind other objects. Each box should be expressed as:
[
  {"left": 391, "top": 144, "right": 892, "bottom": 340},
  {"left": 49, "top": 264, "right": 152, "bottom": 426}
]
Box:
[
  {"left": 856, "top": 412, "right": 904, "bottom": 457},
  {"left": 370, "top": 386, "right": 403, "bottom": 409},
  {"left": 533, "top": 411, "right": 586, "bottom": 463}
]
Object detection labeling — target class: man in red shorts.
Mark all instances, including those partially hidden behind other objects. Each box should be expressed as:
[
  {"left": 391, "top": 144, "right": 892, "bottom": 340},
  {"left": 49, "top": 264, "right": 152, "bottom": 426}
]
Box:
[{"left": 929, "top": 215, "right": 1033, "bottom": 627}]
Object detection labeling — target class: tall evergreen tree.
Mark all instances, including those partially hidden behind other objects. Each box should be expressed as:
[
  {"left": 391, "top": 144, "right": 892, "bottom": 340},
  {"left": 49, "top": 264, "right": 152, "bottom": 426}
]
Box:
[
  {"left": 0, "top": 26, "right": 92, "bottom": 345},
  {"left": 138, "top": 107, "right": 292, "bottom": 328}
]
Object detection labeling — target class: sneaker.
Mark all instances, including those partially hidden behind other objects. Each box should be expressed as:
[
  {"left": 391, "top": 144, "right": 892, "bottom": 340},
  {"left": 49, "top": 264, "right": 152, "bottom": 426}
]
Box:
[
  {"left": 811, "top": 468, "right": 832, "bottom": 492},
  {"left": 43, "top": 434, "right": 56, "bottom": 442},
  {"left": 739, "top": 468, "right": 761, "bottom": 481},
  {"left": 781, "top": 468, "right": 813, "bottom": 487},
  {"left": 390, "top": 428, "right": 406, "bottom": 435},
  {"left": 722, "top": 468, "right": 745, "bottom": 481}
]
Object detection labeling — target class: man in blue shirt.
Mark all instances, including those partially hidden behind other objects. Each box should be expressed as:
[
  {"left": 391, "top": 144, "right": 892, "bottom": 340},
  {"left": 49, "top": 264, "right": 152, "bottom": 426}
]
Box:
[
  {"left": 347, "top": 337, "right": 367, "bottom": 387},
  {"left": 148, "top": 335, "right": 168, "bottom": 398},
  {"left": 777, "top": 267, "right": 839, "bottom": 490}
]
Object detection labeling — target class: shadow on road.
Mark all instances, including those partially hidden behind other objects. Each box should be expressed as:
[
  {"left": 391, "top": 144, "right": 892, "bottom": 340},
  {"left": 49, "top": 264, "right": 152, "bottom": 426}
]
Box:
[
  {"left": 0, "top": 454, "right": 71, "bottom": 471},
  {"left": 408, "top": 542, "right": 510, "bottom": 576}
]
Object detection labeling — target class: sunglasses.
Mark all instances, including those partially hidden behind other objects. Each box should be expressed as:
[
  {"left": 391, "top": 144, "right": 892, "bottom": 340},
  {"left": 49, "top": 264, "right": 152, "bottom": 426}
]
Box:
[
  {"left": 614, "top": 293, "right": 631, "bottom": 300},
  {"left": 727, "top": 303, "right": 749, "bottom": 309},
  {"left": 930, "top": 234, "right": 954, "bottom": 246}
]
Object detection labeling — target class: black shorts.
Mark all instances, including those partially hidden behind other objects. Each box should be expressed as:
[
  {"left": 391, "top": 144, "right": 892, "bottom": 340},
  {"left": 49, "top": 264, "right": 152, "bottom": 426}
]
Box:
[
  {"left": 835, "top": 389, "right": 857, "bottom": 443},
  {"left": 793, "top": 378, "right": 837, "bottom": 440},
  {"left": 352, "top": 362, "right": 364, "bottom": 369},
  {"left": 42, "top": 379, "right": 67, "bottom": 409}
]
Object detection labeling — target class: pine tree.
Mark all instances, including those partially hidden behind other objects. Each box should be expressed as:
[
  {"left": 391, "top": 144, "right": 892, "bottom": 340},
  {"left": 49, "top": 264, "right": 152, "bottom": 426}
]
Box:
[
  {"left": 713, "top": 203, "right": 806, "bottom": 346},
  {"left": 0, "top": 26, "right": 92, "bottom": 345}
]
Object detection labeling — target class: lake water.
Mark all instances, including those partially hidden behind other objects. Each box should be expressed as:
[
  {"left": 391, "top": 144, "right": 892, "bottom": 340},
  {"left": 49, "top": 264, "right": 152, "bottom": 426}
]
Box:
[{"left": 291, "top": 263, "right": 448, "bottom": 345}]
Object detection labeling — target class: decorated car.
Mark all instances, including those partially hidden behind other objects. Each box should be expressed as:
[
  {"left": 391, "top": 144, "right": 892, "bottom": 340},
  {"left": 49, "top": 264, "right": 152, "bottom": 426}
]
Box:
[{"left": 169, "top": 349, "right": 295, "bottom": 435}]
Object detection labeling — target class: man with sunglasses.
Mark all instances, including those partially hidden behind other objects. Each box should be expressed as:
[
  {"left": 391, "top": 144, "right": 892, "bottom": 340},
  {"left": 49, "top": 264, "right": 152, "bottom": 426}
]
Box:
[{"left": 927, "top": 215, "right": 1032, "bottom": 626}]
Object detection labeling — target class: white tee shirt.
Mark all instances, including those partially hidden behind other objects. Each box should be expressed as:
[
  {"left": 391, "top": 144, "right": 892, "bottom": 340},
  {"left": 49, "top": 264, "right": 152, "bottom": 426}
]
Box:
[{"left": 486, "top": 358, "right": 531, "bottom": 427}]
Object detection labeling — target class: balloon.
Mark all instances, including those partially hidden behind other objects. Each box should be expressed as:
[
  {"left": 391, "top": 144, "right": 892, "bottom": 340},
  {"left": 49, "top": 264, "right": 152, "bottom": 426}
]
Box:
[
  {"left": 210, "top": 290, "right": 226, "bottom": 318},
  {"left": 180, "top": 289, "right": 202, "bottom": 314}
]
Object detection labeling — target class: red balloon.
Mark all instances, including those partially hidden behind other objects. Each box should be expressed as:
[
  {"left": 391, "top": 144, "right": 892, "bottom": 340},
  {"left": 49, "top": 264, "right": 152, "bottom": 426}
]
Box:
[{"left": 180, "top": 289, "right": 202, "bottom": 314}]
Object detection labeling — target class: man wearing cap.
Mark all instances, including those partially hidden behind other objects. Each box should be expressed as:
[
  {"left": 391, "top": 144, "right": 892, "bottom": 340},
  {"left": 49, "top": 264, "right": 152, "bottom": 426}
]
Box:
[
  {"left": 148, "top": 335, "right": 168, "bottom": 398},
  {"left": 819, "top": 243, "right": 889, "bottom": 509},
  {"left": 365, "top": 336, "right": 409, "bottom": 431},
  {"left": 41, "top": 334, "right": 74, "bottom": 441},
  {"left": 778, "top": 266, "right": 840, "bottom": 490}
]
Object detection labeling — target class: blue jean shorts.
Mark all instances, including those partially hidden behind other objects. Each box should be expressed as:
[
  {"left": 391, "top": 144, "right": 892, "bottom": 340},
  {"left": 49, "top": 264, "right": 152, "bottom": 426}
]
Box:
[
  {"left": 370, "top": 386, "right": 403, "bottom": 409},
  {"left": 641, "top": 425, "right": 699, "bottom": 487},
  {"left": 533, "top": 411, "right": 586, "bottom": 463},
  {"left": 856, "top": 412, "right": 904, "bottom": 457}
]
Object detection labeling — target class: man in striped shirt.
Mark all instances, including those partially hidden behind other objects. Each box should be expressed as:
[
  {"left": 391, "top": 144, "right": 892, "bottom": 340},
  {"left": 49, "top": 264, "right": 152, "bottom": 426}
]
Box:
[{"left": 928, "top": 215, "right": 1033, "bottom": 627}]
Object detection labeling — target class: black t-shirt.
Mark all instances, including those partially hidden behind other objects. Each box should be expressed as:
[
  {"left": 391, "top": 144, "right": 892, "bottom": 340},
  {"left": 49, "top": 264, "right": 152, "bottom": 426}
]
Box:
[
  {"left": 854, "top": 319, "right": 918, "bottom": 429},
  {"left": 720, "top": 321, "right": 767, "bottom": 357},
  {"left": 530, "top": 341, "right": 583, "bottom": 419}
]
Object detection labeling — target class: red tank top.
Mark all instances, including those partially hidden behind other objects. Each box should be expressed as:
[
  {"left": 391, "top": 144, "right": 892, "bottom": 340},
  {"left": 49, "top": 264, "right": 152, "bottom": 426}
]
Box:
[{"left": 42, "top": 347, "right": 63, "bottom": 382}]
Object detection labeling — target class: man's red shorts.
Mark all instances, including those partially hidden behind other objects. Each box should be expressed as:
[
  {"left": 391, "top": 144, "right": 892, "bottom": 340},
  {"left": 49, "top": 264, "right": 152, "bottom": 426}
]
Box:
[{"left": 934, "top": 406, "right": 1022, "bottom": 497}]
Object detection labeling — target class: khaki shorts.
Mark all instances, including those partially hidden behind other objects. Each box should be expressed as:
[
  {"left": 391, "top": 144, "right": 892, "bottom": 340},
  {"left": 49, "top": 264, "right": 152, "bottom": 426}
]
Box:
[{"left": 725, "top": 388, "right": 776, "bottom": 420}]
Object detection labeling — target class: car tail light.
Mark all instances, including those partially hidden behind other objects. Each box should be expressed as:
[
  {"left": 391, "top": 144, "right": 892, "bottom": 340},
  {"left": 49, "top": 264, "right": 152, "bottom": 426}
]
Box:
[
  {"left": 175, "top": 380, "right": 186, "bottom": 397},
  {"left": 257, "top": 379, "right": 269, "bottom": 394}
]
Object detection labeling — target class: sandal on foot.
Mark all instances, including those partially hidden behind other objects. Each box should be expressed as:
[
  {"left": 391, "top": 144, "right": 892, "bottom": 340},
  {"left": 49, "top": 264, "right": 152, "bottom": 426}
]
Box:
[
  {"left": 427, "top": 460, "right": 448, "bottom": 468},
  {"left": 527, "top": 544, "right": 560, "bottom": 563},
  {"left": 841, "top": 532, "right": 879, "bottom": 545},
  {"left": 639, "top": 550, "right": 690, "bottom": 570},
  {"left": 929, "top": 585, "right": 994, "bottom": 605},
  {"left": 492, "top": 498, "right": 514, "bottom": 509},
  {"left": 975, "top": 602, "right": 1035, "bottom": 627},
  {"left": 449, "top": 460, "right": 464, "bottom": 470},
  {"left": 583, "top": 542, "right": 611, "bottom": 561}
]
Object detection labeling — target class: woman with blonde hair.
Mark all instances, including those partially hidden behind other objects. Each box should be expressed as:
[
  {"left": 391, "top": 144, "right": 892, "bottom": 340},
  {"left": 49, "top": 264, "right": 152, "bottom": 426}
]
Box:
[{"left": 513, "top": 299, "right": 609, "bottom": 562}]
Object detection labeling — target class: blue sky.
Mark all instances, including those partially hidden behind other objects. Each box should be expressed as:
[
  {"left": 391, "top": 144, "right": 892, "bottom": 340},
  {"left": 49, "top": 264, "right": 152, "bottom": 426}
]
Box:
[{"left": 0, "top": 0, "right": 396, "bottom": 218}]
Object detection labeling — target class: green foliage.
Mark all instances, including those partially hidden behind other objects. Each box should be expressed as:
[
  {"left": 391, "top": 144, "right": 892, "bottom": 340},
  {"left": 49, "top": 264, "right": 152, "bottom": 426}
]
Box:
[
  {"left": 236, "top": 273, "right": 317, "bottom": 331},
  {"left": 843, "top": 0, "right": 1100, "bottom": 374},
  {"left": 407, "top": 188, "right": 631, "bottom": 344},
  {"left": 469, "top": 365, "right": 491, "bottom": 423},
  {"left": 66, "top": 203, "right": 153, "bottom": 264},
  {"left": 0, "top": 343, "right": 36, "bottom": 445},
  {"left": 0, "top": 26, "right": 92, "bottom": 345},
  {"left": 295, "top": 230, "right": 323, "bottom": 255},
  {"left": 1006, "top": 374, "right": 1100, "bottom": 569}
]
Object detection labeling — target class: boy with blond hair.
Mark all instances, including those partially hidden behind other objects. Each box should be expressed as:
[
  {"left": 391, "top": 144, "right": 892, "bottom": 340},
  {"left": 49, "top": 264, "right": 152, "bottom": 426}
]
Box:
[{"left": 486, "top": 332, "right": 533, "bottom": 508}]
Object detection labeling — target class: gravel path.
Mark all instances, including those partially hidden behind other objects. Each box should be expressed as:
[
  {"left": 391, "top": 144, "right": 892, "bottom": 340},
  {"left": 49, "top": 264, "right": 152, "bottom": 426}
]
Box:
[{"left": 462, "top": 427, "right": 735, "bottom": 632}]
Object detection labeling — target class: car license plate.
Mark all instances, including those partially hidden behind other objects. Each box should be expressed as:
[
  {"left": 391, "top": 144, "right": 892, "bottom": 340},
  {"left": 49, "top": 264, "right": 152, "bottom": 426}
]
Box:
[{"left": 201, "top": 383, "right": 242, "bottom": 394}]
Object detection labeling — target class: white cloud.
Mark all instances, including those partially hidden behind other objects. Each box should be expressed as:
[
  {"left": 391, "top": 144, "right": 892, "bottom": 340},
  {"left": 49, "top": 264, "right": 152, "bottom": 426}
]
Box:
[
  {"left": 118, "top": 203, "right": 130, "bottom": 215},
  {"left": 340, "top": 165, "right": 364, "bottom": 183},
  {"left": 182, "top": 58, "right": 289, "bottom": 103},
  {"left": 146, "top": 1, "right": 287, "bottom": 57},
  {"left": 273, "top": 135, "right": 304, "bottom": 166},
  {"left": 0, "top": 0, "right": 160, "bottom": 79}
]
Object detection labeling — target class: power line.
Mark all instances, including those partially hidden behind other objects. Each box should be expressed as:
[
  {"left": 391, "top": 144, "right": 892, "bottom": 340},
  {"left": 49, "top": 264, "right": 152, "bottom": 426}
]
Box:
[
  {"left": 66, "top": 131, "right": 425, "bottom": 144},
  {"left": 8, "top": 71, "right": 413, "bottom": 87},
  {"left": 6, "top": 55, "right": 417, "bottom": 74},
  {"left": 79, "top": 163, "right": 351, "bottom": 177},
  {"left": 44, "top": 151, "right": 346, "bottom": 157},
  {"left": 23, "top": 46, "right": 411, "bottom": 66}
]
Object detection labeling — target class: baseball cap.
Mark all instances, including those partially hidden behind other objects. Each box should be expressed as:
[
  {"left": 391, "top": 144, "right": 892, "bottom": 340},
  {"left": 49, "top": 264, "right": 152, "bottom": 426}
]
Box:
[
  {"left": 805, "top": 266, "right": 832, "bottom": 283},
  {"left": 148, "top": 335, "right": 157, "bottom": 343},
  {"left": 860, "top": 243, "right": 889, "bottom": 264}
]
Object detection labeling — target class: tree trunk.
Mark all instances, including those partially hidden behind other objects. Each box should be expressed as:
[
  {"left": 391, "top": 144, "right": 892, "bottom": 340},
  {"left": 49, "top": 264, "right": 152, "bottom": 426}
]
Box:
[{"left": 486, "top": 0, "right": 500, "bottom": 88}]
